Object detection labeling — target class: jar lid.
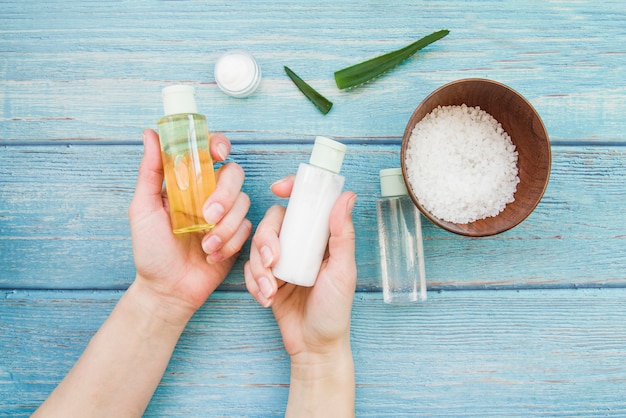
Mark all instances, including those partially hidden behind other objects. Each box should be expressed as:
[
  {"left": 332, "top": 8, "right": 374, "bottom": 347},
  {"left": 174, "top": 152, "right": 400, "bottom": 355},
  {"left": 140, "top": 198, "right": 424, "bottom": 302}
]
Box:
[{"left": 380, "top": 168, "right": 409, "bottom": 197}]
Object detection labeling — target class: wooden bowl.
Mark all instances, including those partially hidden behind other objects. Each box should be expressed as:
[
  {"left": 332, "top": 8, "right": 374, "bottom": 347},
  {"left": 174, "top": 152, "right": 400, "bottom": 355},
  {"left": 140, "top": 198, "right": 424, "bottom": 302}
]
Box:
[{"left": 401, "top": 78, "right": 551, "bottom": 237}]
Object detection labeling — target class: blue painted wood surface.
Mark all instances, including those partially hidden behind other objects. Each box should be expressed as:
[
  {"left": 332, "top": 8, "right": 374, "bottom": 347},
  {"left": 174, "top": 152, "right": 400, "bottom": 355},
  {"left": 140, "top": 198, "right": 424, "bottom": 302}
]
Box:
[{"left": 1, "top": 0, "right": 626, "bottom": 416}]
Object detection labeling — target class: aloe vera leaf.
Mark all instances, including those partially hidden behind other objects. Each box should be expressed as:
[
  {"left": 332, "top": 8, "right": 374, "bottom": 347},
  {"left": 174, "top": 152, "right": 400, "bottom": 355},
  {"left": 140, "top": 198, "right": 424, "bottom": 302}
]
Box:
[
  {"left": 334, "top": 29, "right": 450, "bottom": 90},
  {"left": 284, "top": 66, "right": 333, "bottom": 115}
]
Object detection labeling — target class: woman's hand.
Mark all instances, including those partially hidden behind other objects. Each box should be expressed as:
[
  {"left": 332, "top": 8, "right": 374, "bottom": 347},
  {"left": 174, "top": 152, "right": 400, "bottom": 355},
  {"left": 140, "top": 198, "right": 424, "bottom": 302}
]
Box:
[
  {"left": 244, "top": 176, "right": 357, "bottom": 417},
  {"left": 129, "top": 129, "right": 252, "bottom": 325},
  {"left": 34, "top": 129, "right": 252, "bottom": 417}
]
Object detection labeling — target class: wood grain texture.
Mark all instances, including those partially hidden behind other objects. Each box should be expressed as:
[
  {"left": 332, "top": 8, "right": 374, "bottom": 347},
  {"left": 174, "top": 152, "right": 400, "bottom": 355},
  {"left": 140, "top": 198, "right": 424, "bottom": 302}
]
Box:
[
  {"left": 2, "top": 0, "right": 626, "bottom": 416},
  {"left": 1, "top": 1, "right": 625, "bottom": 143},
  {"left": 1, "top": 289, "right": 625, "bottom": 417},
  {"left": 1, "top": 143, "right": 625, "bottom": 290}
]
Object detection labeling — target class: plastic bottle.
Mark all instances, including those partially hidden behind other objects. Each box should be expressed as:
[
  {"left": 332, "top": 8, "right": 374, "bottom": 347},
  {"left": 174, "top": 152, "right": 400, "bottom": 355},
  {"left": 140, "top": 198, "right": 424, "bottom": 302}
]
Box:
[
  {"left": 157, "top": 85, "right": 216, "bottom": 234},
  {"left": 272, "top": 136, "right": 347, "bottom": 287},
  {"left": 214, "top": 50, "right": 261, "bottom": 98},
  {"left": 377, "top": 168, "right": 427, "bottom": 303}
]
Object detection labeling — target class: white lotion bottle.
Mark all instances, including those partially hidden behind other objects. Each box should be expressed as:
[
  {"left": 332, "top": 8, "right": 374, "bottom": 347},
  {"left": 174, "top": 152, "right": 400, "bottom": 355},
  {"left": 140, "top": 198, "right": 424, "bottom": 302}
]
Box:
[{"left": 272, "top": 136, "right": 347, "bottom": 287}]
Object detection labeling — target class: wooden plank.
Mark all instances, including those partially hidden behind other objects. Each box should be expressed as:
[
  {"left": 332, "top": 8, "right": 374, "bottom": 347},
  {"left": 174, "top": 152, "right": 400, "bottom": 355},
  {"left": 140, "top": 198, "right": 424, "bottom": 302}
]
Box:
[
  {"left": 1, "top": 143, "right": 625, "bottom": 290},
  {"left": 1, "top": 288, "right": 625, "bottom": 416},
  {"left": 1, "top": 1, "right": 625, "bottom": 143},
  {"left": 2, "top": 3, "right": 625, "bottom": 418}
]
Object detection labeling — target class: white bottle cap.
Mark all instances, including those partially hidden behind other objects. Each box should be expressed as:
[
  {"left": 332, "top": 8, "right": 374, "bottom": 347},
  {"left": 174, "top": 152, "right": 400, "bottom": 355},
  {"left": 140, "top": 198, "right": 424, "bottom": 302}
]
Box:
[
  {"left": 309, "top": 136, "right": 347, "bottom": 174},
  {"left": 380, "top": 168, "right": 409, "bottom": 197},
  {"left": 214, "top": 50, "right": 262, "bottom": 98},
  {"left": 162, "top": 85, "right": 198, "bottom": 116}
]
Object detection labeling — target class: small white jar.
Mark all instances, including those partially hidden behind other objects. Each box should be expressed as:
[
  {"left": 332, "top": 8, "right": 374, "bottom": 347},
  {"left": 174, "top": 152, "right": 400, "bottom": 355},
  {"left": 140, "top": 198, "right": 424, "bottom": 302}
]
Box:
[{"left": 214, "top": 50, "right": 261, "bottom": 98}]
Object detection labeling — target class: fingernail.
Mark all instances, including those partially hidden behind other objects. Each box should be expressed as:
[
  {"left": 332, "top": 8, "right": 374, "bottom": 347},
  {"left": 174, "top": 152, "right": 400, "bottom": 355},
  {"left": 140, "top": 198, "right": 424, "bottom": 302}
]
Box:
[
  {"left": 347, "top": 193, "right": 357, "bottom": 213},
  {"left": 206, "top": 252, "right": 224, "bottom": 264},
  {"left": 258, "top": 276, "right": 274, "bottom": 300},
  {"left": 203, "top": 234, "right": 222, "bottom": 254},
  {"left": 217, "top": 143, "right": 229, "bottom": 161},
  {"left": 260, "top": 246, "right": 274, "bottom": 268},
  {"left": 270, "top": 177, "right": 288, "bottom": 189},
  {"left": 256, "top": 292, "right": 271, "bottom": 308},
  {"left": 204, "top": 203, "right": 225, "bottom": 226}
]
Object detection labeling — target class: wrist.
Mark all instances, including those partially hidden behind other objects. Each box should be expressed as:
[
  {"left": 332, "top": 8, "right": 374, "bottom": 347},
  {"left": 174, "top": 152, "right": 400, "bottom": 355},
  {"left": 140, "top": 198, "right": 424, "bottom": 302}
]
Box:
[
  {"left": 289, "top": 347, "right": 354, "bottom": 390},
  {"left": 289, "top": 337, "right": 353, "bottom": 372},
  {"left": 127, "top": 276, "right": 196, "bottom": 334},
  {"left": 287, "top": 341, "right": 355, "bottom": 418}
]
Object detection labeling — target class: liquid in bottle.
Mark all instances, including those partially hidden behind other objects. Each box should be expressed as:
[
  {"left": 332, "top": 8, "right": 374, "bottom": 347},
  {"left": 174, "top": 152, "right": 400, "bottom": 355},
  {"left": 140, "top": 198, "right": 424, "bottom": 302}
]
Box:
[{"left": 157, "top": 85, "right": 216, "bottom": 234}]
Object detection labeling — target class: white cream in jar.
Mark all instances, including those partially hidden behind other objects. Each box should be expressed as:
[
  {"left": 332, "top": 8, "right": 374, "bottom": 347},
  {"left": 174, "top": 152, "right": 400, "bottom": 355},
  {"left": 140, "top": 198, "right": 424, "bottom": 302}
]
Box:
[{"left": 214, "top": 50, "right": 261, "bottom": 98}]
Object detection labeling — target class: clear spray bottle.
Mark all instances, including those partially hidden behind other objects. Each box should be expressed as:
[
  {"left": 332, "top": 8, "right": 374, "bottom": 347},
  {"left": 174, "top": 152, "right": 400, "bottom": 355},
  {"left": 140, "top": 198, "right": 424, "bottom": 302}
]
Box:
[
  {"left": 272, "top": 136, "right": 347, "bottom": 287},
  {"left": 157, "top": 85, "right": 217, "bottom": 234},
  {"left": 377, "top": 168, "right": 427, "bottom": 303}
]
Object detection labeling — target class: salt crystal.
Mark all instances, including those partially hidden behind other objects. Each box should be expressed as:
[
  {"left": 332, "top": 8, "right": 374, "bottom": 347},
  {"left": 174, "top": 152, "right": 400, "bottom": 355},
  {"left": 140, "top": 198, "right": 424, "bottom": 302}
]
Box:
[{"left": 404, "top": 105, "right": 519, "bottom": 224}]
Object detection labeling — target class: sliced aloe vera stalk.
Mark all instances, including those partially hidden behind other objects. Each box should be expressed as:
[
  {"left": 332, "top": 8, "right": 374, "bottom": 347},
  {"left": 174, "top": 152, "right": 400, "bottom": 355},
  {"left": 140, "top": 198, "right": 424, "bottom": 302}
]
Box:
[
  {"left": 334, "top": 29, "right": 449, "bottom": 90},
  {"left": 284, "top": 66, "right": 333, "bottom": 115}
]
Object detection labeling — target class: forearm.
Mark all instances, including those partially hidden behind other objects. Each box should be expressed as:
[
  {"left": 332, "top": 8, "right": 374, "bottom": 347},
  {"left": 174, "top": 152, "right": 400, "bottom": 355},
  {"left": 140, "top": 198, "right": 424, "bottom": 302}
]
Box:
[
  {"left": 285, "top": 343, "right": 355, "bottom": 418},
  {"left": 33, "top": 279, "right": 191, "bottom": 418}
]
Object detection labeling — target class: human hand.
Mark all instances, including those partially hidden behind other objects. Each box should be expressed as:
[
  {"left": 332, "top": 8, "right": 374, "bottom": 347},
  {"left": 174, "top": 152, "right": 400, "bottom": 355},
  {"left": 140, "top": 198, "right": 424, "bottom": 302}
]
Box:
[
  {"left": 244, "top": 175, "right": 357, "bottom": 355},
  {"left": 33, "top": 130, "right": 252, "bottom": 417},
  {"left": 244, "top": 176, "right": 356, "bottom": 416},
  {"left": 129, "top": 129, "right": 252, "bottom": 325}
]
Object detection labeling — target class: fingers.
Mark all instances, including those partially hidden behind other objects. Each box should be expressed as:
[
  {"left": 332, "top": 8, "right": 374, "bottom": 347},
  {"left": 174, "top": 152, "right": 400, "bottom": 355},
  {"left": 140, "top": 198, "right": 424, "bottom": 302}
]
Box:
[
  {"left": 244, "top": 173, "right": 293, "bottom": 307},
  {"left": 329, "top": 191, "right": 357, "bottom": 242},
  {"left": 129, "top": 129, "right": 165, "bottom": 220},
  {"left": 250, "top": 206, "right": 285, "bottom": 270},
  {"left": 203, "top": 162, "right": 245, "bottom": 226},
  {"left": 270, "top": 175, "right": 296, "bottom": 198},
  {"left": 202, "top": 192, "right": 252, "bottom": 263},
  {"left": 201, "top": 162, "right": 251, "bottom": 263},
  {"left": 324, "top": 191, "right": 358, "bottom": 294},
  {"left": 210, "top": 133, "right": 231, "bottom": 162},
  {"left": 244, "top": 204, "right": 286, "bottom": 307},
  {"left": 244, "top": 262, "right": 276, "bottom": 309}
]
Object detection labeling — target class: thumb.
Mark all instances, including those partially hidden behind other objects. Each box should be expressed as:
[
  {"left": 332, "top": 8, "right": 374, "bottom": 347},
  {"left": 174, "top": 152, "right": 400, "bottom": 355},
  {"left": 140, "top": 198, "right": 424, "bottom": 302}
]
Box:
[
  {"left": 130, "top": 129, "right": 165, "bottom": 216},
  {"left": 325, "top": 191, "right": 358, "bottom": 291}
]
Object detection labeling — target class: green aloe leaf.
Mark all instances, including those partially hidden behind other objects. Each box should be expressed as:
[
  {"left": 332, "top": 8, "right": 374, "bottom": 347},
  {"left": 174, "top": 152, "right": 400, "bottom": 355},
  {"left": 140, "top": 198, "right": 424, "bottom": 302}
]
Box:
[
  {"left": 334, "top": 29, "right": 450, "bottom": 90},
  {"left": 284, "top": 66, "right": 333, "bottom": 115}
]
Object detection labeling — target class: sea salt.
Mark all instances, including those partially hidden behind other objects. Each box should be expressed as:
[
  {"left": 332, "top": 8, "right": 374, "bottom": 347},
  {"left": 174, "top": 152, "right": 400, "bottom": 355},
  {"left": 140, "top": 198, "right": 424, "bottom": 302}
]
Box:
[{"left": 404, "top": 104, "right": 519, "bottom": 224}]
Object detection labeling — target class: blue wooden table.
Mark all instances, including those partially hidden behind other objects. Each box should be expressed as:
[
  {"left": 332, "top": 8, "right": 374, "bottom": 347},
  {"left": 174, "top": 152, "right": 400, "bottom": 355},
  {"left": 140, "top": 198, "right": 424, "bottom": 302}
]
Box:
[{"left": 2, "top": 1, "right": 626, "bottom": 416}]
